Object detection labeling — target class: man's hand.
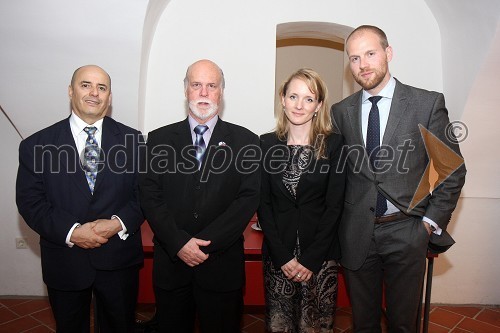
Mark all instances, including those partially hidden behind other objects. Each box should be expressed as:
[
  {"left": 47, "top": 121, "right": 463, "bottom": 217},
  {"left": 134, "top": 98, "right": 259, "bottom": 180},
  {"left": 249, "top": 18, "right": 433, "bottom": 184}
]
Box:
[
  {"left": 70, "top": 222, "right": 108, "bottom": 249},
  {"left": 92, "top": 218, "right": 123, "bottom": 239},
  {"left": 177, "top": 238, "right": 211, "bottom": 267},
  {"left": 423, "top": 222, "right": 432, "bottom": 235}
]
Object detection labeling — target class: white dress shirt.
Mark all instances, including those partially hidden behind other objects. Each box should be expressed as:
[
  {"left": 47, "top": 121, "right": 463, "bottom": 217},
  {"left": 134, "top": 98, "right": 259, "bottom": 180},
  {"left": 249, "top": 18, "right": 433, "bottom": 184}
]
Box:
[
  {"left": 188, "top": 114, "right": 219, "bottom": 145},
  {"left": 65, "top": 112, "right": 128, "bottom": 247}
]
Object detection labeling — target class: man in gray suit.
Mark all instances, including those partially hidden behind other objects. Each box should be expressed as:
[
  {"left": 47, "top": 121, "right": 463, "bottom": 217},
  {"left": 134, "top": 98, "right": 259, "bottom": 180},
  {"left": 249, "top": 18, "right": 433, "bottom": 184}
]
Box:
[{"left": 331, "top": 25, "right": 466, "bottom": 332}]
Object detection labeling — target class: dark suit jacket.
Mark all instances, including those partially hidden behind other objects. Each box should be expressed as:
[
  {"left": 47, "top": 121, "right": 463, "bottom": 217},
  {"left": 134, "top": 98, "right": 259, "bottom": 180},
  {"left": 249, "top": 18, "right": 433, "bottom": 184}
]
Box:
[
  {"left": 331, "top": 79, "right": 466, "bottom": 270},
  {"left": 139, "top": 118, "right": 260, "bottom": 292},
  {"left": 257, "top": 132, "right": 345, "bottom": 274},
  {"left": 16, "top": 116, "right": 144, "bottom": 290}
]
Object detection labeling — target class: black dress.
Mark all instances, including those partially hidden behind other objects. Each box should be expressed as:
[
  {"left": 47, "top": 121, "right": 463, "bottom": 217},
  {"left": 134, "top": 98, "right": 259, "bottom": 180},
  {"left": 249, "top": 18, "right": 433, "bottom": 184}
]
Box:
[{"left": 263, "top": 145, "right": 338, "bottom": 333}]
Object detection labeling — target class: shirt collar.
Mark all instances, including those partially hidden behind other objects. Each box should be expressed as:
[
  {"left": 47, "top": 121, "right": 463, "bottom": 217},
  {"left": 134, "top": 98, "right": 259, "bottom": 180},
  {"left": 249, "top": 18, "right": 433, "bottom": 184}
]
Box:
[
  {"left": 362, "top": 75, "right": 396, "bottom": 103},
  {"left": 69, "top": 111, "right": 104, "bottom": 135},
  {"left": 188, "top": 114, "right": 219, "bottom": 133}
]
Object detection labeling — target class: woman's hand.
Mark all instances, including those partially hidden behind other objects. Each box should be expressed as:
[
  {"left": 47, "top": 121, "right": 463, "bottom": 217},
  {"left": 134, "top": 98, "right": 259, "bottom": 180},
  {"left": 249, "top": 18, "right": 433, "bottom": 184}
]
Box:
[
  {"left": 281, "top": 258, "right": 313, "bottom": 282},
  {"left": 291, "top": 262, "right": 313, "bottom": 282},
  {"left": 281, "top": 258, "right": 298, "bottom": 279}
]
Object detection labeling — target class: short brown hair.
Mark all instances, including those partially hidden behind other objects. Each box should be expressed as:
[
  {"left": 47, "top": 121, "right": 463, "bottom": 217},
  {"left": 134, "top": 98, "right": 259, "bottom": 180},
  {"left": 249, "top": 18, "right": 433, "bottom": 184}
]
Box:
[{"left": 346, "top": 25, "right": 389, "bottom": 50}]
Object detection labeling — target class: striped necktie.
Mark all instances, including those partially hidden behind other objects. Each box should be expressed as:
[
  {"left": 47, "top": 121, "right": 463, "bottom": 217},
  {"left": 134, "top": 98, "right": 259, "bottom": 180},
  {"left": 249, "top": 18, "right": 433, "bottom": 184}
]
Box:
[
  {"left": 194, "top": 125, "right": 209, "bottom": 169},
  {"left": 82, "top": 126, "right": 100, "bottom": 194}
]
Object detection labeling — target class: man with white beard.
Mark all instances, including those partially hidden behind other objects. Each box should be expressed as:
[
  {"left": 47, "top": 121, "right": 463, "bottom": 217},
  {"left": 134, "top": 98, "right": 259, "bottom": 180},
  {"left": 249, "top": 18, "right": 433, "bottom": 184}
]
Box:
[{"left": 139, "top": 59, "right": 261, "bottom": 333}]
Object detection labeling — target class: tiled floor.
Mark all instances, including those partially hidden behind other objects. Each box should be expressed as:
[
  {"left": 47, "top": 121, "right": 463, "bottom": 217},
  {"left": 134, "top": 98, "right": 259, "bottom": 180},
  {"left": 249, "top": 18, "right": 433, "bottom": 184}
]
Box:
[{"left": 0, "top": 297, "right": 499, "bottom": 333}]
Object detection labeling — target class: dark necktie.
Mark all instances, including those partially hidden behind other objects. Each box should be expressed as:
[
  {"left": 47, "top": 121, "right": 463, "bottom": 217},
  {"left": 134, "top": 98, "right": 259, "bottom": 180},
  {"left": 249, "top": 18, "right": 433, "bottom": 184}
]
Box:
[
  {"left": 194, "top": 125, "right": 209, "bottom": 169},
  {"left": 366, "top": 96, "right": 387, "bottom": 217},
  {"left": 82, "top": 126, "right": 99, "bottom": 194}
]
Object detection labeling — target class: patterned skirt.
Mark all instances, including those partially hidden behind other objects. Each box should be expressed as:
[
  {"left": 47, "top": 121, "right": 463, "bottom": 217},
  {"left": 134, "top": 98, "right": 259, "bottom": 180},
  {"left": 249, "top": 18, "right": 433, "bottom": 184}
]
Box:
[{"left": 263, "top": 254, "right": 338, "bottom": 333}]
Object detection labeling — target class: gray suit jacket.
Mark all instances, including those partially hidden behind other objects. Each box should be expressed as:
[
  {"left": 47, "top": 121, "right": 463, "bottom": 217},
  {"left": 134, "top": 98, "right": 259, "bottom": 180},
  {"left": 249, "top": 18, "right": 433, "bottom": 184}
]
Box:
[{"left": 331, "top": 79, "right": 466, "bottom": 270}]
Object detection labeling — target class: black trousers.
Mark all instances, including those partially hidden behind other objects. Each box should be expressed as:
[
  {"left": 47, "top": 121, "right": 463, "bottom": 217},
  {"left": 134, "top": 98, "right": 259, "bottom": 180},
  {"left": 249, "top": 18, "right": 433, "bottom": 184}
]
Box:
[
  {"left": 47, "top": 265, "right": 140, "bottom": 333},
  {"left": 344, "top": 217, "right": 429, "bottom": 333},
  {"left": 154, "top": 284, "right": 243, "bottom": 333}
]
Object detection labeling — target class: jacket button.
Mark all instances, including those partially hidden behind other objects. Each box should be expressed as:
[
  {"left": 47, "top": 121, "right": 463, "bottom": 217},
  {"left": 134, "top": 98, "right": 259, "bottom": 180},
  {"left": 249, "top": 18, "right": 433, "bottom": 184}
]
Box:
[
  {"left": 193, "top": 213, "right": 198, "bottom": 219},
  {"left": 195, "top": 185, "right": 201, "bottom": 190}
]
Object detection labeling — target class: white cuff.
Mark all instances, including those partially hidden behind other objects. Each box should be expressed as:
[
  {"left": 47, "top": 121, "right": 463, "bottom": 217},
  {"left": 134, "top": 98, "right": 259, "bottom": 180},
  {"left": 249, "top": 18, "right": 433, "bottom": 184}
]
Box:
[
  {"left": 422, "top": 216, "right": 442, "bottom": 235},
  {"left": 112, "top": 215, "right": 129, "bottom": 240},
  {"left": 66, "top": 223, "right": 81, "bottom": 247}
]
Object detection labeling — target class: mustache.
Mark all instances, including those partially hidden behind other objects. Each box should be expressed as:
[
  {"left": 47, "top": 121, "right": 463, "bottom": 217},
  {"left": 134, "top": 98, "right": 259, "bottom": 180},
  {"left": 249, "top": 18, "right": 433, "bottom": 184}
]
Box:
[
  {"left": 190, "top": 98, "right": 214, "bottom": 105},
  {"left": 84, "top": 97, "right": 101, "bottom": 103}
]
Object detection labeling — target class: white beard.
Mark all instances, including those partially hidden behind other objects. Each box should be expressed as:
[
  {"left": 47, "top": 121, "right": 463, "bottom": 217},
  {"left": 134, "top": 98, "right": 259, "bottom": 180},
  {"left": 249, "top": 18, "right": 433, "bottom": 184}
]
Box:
[{"left": 189, "top": 99, "right": 219, "bottom": 120}]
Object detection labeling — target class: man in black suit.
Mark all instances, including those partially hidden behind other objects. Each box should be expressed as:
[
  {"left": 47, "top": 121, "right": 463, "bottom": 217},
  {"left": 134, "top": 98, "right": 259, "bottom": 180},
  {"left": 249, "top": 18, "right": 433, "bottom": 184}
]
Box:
[
  {"left": 16, "top": 65, "right": 144, "bottom": 333},
  {"left": 331, "top": 26, "right": 466, "bottom": 332},
  {"left": 139, "top": 59, "right": 260, "bottom": 333}
]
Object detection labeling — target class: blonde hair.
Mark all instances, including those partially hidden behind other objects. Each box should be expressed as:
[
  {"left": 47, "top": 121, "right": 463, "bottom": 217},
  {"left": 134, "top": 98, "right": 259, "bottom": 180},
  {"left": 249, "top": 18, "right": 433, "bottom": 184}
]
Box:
[{"left": 276, "top": 68, "right": 332, "bottom": 159}]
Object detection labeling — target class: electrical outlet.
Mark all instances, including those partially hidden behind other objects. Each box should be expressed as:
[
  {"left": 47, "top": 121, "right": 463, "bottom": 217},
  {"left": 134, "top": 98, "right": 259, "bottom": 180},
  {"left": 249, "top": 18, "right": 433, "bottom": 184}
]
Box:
[{"left": 15, "top": 237, "right": 28, "bottom": 249}]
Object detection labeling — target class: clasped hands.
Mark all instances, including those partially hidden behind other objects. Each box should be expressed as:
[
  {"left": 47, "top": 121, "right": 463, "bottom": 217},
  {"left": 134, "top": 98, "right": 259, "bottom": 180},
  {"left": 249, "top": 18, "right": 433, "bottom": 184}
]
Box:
[
  {"left": 70, "top": 218, "right": 122, "bottom": 249},
  {"left": 281, "top": 258, "right": 312, "bottom": 282},
  {"left": 177, "top": 238, "right": 211, "bottom": 267}
]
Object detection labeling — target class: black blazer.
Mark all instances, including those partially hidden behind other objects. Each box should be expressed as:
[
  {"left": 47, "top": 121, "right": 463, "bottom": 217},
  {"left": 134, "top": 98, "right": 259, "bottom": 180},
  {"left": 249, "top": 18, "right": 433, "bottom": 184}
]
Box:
[
  {"left": 139, "top": 118, "right": 260, "bottom": 292},
  {"left": 257, "top": 132, "right": 345, "bottom": 274},
  {"left": 16, "top": 116, "right": 144, "bottom": 291}
]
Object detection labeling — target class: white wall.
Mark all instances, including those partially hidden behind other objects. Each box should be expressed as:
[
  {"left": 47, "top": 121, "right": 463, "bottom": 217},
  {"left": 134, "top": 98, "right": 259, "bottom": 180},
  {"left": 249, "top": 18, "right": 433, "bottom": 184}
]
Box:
[
  {"left": 0, "top": 1, "right": 148, "bottom": 137},
  {"left": 0, "top": 0, "right": 149, "bottom": 296},
  {"left": 0, "top": 114, "right": 46, "bottom": 295},
  {"left": 425, "top": 0, "right": 500, "bottom": 304},
  {"left": 142, "top": 0, "right": 442, "bottom": 136},
  {"left": 432, "top": 198, "right": 500, "bottom": 304},
  {"left": 1, "top": 0, "right": 499, "bottom": 304}
]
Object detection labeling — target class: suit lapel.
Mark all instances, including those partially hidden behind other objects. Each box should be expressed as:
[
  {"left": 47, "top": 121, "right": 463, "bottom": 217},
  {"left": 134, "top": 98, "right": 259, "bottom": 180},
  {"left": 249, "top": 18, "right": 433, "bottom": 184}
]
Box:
[
  {"left": 347, "top": 91, "right": 365, "bottom": 146},
  {"left": 93, "top": 117, "right": 118, "bottom": 194},
  {"left": 347, "top": 91, "right": 376, "bottom": 180},
  {"left": 56, "top": 118, "right": 93, "bottom": 200},
  {"left": 206, "top": 118, "right": 231, "bottom": 150},
  {"left": 172, "top": 119, "right": 198, "bottom": 179},
  {"left": 174, "top": 118, "right": 194, "bottom": 148},
  {"left": 203, "top": 119, "right": 232, "bottom": 176},
  {"left": 266, "top": 134, "right": 296, "bottom": 202},
  {"left": 382, "top": 80, "right": 409, "bottom": 145}
]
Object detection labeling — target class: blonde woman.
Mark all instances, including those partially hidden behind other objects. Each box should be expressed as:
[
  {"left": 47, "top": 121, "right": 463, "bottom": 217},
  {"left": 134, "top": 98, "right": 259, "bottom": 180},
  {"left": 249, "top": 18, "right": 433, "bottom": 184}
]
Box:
[{"left": 258, "top": 68, "right": 346, "bottom": 332}]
